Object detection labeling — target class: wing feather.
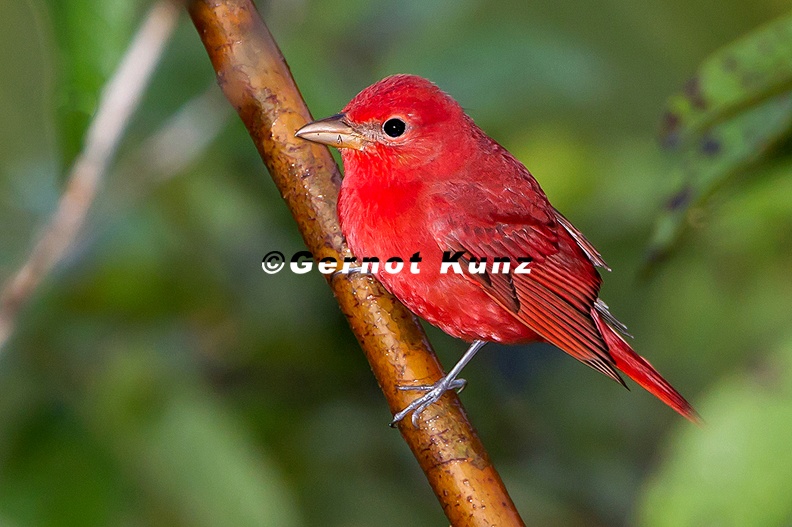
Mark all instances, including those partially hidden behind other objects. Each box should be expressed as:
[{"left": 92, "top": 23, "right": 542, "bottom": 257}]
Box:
[{"left": 433, "top": 197, "right": 623, "bottom": 384}]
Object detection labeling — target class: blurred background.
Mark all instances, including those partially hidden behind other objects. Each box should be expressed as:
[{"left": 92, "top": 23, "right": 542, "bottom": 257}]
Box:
[{"left": 2, "top": 0, "right": 791, "bottom": 525}]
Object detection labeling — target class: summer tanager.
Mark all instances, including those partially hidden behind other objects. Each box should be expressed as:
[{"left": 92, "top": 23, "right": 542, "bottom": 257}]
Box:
[{"left": 296, "top": 74, "right": 697, "bottom": 426}]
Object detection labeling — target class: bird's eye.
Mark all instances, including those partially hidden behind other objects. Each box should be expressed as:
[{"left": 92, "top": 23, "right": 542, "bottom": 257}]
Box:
[{"left": 382, "top": 118, "right": 406, "bottom": 138}]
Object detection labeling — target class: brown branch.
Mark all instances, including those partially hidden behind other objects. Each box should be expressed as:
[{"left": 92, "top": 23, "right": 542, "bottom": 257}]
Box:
[
  {"left": 187, "top": 1, "right": 525, "bottom": 525},
  {"left": 0, "top": 0, "right": 183, "bottom": 351}
]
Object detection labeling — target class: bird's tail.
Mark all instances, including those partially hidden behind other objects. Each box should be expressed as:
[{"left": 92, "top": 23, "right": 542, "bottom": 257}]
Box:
[{"left": 592, "top": 308, "right": 700, "bottom": 423}]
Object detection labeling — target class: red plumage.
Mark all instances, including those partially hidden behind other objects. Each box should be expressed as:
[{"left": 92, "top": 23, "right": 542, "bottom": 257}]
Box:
[{"left": 297, "top": 74, "right": 697, "bottom": 423}]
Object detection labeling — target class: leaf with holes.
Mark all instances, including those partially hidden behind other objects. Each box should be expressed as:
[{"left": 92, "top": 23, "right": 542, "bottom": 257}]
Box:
[{"left": 647, "top": 11, "right": 792, "bottom": 265}]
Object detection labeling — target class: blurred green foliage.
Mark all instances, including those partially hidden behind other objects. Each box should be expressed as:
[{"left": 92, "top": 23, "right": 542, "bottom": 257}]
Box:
[
  {"left": 1, "top": 1, "right": 791, "bottom": 526},
  {"left": 648, "top": 11, "right": 792, "bottom": 264}
]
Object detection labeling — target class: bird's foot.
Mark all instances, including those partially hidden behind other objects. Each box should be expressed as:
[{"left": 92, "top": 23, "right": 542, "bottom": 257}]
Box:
[
  {"left": 390, "top": 377, "right": 467, "bottom": 428},
  {"left": 332, "top": 265, "right": 363, "bottom": 279}
]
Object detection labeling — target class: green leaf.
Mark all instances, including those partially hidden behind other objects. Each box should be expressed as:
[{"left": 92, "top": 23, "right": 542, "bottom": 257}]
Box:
[
  {"left": 647, "top": 11, "right": 792, "bottom": 265},
  {"left": 638, "top": 335, "right": 792, "bottom": 527},
  {"left": 660, "top": 11, "right": 792, "bottom": 147},
  {"left": 647, "top": 93, "right": 792, "bottom": 263}
]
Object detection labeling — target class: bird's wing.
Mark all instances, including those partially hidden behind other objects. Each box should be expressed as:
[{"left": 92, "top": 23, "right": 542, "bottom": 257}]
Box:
[
  {"left": 552, "top": 208, "right": 610, "bottom": 270},
  {"left": 429, "top": 190, "right": 623, "bottom": 384}
]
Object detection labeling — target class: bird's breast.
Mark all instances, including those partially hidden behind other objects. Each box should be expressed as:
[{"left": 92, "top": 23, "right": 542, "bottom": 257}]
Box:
[
  {"left": 338, "top": 178, "right": 538, "bottom": 343},
  {"left": 338, "top": 177, "right": 431, "bottom": 263}
]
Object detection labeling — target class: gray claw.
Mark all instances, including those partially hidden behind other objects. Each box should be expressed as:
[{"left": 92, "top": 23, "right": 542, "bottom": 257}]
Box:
[
  {"left": 390, "top": 379, "right": 466, "bottom": 427},
  {"left": 389, "top": 340, "right": 487, "bottom": 428}
]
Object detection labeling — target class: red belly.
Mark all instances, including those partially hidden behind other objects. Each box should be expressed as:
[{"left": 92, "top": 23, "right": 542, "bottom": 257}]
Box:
[
  {"left": 339, "top": 178, "right": 539, "bottom": 343},
  {"left": 364, "top": 246, "right": 539, "bottom": 343}
]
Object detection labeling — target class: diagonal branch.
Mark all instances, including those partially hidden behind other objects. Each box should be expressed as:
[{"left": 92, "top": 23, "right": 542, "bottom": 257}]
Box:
[
  {"left": 187, "top": 1, "right": 525, "bottom": 525},
  {"left": 0, "top": 0, "right": 183, "bottom": 351}
]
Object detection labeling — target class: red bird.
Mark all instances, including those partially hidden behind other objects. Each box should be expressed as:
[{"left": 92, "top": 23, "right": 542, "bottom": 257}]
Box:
[{"left": 296, "top": 74, "right": 697, "bottom": 426}]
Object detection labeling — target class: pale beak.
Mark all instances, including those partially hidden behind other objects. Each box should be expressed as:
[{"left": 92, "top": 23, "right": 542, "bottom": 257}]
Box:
[{"left": 295, "top": 113, "right": 365, "bottom": 150}]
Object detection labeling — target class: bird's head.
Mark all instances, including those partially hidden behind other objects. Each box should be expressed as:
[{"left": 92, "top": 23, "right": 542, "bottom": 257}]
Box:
[{"left": 296, "top": 74, "right": 472, "bottom": 172}]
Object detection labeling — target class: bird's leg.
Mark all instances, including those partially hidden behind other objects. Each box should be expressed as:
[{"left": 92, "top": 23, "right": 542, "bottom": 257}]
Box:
[
  {"left": 390, "top": 340, "right": 487, "bottom": 428},
  {"left": 332, "top": 265, "right": 363, "bottom": 279}
]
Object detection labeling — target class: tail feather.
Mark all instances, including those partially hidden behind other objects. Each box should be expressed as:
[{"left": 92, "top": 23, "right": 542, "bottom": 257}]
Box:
[{"left": 592, "top": 309, "right": 700, "bottom": 423}]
